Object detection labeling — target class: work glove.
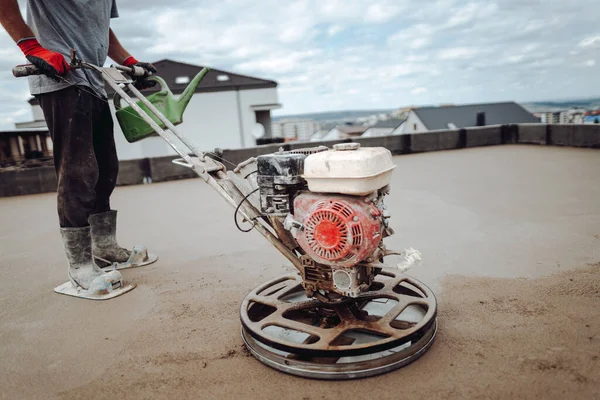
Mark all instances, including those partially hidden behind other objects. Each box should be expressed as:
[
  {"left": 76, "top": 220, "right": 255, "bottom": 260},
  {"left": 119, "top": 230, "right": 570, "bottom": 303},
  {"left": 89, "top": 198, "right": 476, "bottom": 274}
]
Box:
[
  {"left": 17, "top": 38, "right": 70, "bottom": 77},
  {"left": 122, "top": 56, "right": 157, "bottom": 89}
]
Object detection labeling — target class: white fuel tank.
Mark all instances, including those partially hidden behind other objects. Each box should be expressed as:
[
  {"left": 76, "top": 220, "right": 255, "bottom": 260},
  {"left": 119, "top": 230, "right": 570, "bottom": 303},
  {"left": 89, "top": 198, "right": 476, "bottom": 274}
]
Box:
[{"left": 302, "top": 143, "right": 395, "bottom": 195}]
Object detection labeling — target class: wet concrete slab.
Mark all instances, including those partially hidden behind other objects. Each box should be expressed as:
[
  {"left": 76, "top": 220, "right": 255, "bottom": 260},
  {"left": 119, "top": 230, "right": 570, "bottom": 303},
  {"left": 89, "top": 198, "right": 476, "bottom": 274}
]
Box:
[{"left": 0, "top": 145, "right": 598, "bottom": 399}]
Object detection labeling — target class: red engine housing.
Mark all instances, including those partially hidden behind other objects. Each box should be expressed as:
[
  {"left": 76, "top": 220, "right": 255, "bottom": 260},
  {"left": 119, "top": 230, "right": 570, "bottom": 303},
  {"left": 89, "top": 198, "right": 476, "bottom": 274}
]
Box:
[{"left": 293, "top": 192, "right": 383, "bottom": 268}]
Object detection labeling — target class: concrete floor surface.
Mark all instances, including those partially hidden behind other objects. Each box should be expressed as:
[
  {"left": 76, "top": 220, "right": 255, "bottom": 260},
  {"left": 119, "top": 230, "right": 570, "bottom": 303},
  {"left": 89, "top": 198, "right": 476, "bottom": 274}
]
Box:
[{"left": 0, "top": 145, "right": 599, "bottom": 399}]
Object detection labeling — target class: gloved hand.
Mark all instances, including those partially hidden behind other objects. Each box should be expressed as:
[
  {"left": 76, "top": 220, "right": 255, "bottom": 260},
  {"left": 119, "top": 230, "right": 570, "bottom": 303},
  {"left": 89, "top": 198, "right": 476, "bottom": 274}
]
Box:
[
  {"left": 122, "top": 56, "right": 157, "bottom": 89},
  {"left": 17, "top": 38, "right": 70, "bottom": 77}
]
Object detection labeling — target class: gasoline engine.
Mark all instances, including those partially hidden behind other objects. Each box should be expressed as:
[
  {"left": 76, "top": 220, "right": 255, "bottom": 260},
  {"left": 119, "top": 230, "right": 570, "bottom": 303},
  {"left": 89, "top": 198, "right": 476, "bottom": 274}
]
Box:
[
  {"left": 255, "top": 143, "right": 400, "bottom": 300},
  {"left": 232, "top": 142, "right": 437, "bottom": 379}
]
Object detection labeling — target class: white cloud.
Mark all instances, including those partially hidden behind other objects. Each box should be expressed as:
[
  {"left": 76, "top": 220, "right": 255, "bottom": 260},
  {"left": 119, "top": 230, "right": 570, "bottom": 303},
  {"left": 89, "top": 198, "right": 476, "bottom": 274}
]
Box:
[
  {"left": 278, "top": 75, "right": 311, "bottom": 85},
  {"left": 234, "top": 49, "right": 322, "bottom": 74},
  {"left": 407, "top": 37, "right": 431, "bottom": 50},
  {"left": 327, "top": 25, "right": 343, "bottom": 36},
  {"left": 445, "top": 2, "right": 498, "bottom": 28},
  {"left": 579, "top": 35, "right": 600, "bottom": 48},
  {"left": 387, "top": 24, "right": 434, "bottom": 49},
  {"left": 1, "top": 0, "right": 600, "bottom": 129},
  {"left": 438, "top": 47, "right": 479, "bottom": 60},
  {"left": 365, "top": 2, "right": 405, "bottom": 23},
  {"left": 507, "top": 55, "right": 524, "bottom": 64},
  {"left": 316, "top": 0, "right": 406, "bottom": 23}
]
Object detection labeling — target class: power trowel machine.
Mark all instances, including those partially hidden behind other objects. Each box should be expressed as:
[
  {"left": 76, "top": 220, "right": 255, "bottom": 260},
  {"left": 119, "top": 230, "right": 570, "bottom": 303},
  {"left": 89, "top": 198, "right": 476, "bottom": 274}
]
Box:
[{"left": 14, "top": 54, "right": 437, "bottom": 379}]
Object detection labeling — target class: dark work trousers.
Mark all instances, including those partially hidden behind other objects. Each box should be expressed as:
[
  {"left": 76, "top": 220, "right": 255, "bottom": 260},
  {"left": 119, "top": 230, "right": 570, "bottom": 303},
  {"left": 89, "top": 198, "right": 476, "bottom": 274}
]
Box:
[{"left": 37, "top": 85, "right": 119, "bottom": 228}]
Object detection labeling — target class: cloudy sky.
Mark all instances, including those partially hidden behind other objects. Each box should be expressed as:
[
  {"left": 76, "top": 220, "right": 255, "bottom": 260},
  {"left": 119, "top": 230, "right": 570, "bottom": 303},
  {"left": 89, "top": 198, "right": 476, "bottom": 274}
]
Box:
[{"left": 0, "top": 0, "right": 599, "bottom": 129}]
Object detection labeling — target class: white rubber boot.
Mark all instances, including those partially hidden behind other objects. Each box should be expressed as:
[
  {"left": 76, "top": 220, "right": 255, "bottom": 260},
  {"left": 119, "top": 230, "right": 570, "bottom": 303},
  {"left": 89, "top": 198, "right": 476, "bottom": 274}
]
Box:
[
  {"left": 54, "top": 226, "right": 135, "bottom": 300},
  {"left": 89, "top": 210, "right": 157, "bottom": 270}
]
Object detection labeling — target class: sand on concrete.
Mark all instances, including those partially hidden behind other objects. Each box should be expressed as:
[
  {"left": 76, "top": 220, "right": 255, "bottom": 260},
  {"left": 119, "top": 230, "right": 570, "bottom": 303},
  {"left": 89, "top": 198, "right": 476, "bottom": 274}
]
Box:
[{"left": 0, "top": 145, "right": 599, "bottom": 399}]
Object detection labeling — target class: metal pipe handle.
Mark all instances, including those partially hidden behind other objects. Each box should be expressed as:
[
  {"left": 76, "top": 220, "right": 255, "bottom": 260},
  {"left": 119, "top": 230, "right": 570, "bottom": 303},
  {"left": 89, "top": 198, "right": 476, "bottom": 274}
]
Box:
[
  {"left": 12, "top": 64, "right": 42, "bottom": 77},
  {"left": 172, "top": 158, "right": 194, "bottom": 169}
]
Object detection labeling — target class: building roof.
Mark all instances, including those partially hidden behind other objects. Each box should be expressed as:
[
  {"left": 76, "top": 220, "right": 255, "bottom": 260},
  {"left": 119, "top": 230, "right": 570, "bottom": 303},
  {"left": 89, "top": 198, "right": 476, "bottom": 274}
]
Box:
[
  {"left": 337, "top": 124, "right": 368, "bottom": 134},
  {"left": 413, "top": 102, "right": 539, "bottom": 130},
  {"left": 108, "top": 59, "right": 278, "bottom": 96},
  {"left": 29, "top": 59, "right": 278, "bottom": 104},
  {"left": 584, "top": 115, "right": 600, "bottom": 123},
  {"left": 369, "top": 118, "right": 406, "bottom": 129},
  {"left": 14, "top": 120, "right": 47, "bottom": 129}
]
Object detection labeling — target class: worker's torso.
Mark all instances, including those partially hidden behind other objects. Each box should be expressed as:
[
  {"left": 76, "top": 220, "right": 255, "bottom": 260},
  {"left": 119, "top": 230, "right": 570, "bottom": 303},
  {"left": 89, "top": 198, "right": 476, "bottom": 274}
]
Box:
[{"left": 26, "top": 0, "right": 119, "bottom": 97}]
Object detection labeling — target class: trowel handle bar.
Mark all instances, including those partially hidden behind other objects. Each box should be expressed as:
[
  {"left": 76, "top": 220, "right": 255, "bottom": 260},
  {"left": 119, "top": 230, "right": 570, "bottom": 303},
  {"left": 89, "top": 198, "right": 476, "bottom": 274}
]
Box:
[
  {"left": 12, "top": 64, "right": 42, "bottom": 77},
  {"left": 12, "top": 62, "right": 148, "bottom": 78}
]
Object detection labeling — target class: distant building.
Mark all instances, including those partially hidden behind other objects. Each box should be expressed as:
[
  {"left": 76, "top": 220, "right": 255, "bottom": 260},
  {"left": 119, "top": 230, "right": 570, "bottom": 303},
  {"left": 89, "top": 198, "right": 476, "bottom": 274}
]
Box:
[
  {"left": 540, "top": 112, "right": 561, "bottom": 124},
  {"left": 271, "top": 119, "right": 320, "bottom": 142},
  {"left": 14, "top": 59, "right": 282, "bottom": 161},
  {"left": 318, "top": 124, "right": 368, "bottom": 141},
  {"left": 309, "top": 129, "right": 330, "bottom": 141},
  {"left": 362, "top": 119, "right": 405, "bottom": 137},
  {"left": 583, "top": 115, "right": 600, "bottom": 124},
  {"left": 398, "top": 101, "right": 540, "bottom": 134},
  {"left": 562, "top": 109, "right": 585, "bottom": 124},
  {"left": 0, "top": 129, "right": 52, "bottom": 167},
  {"left": 540, "top": 109, "right": 585, "bottom": 124},
  {"left": 389, "top": 107, "right": 412, "bottom": 120}
]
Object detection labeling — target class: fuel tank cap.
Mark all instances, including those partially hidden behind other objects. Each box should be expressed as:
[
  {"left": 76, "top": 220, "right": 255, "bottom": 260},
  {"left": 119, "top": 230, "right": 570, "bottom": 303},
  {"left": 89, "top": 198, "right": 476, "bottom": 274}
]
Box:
[{"left": 332, "top": 142, "right": 360, "bottom": 151}]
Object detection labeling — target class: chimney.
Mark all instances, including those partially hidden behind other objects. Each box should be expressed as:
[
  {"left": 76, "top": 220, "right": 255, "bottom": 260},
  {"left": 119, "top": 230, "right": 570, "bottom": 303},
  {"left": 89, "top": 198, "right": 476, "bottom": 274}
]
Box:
[{"left": 476, "top": 111, "right": 486, "bottom": 126}]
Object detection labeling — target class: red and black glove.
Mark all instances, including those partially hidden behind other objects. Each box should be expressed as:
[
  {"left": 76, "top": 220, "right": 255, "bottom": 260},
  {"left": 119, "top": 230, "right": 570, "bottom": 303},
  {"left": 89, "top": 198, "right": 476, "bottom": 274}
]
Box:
[
  {"left": 122, "top": 56, "right": 157, "bottom": 89},
  {"left": 17, "top": 38, "right": 70, "bottom": 77}
]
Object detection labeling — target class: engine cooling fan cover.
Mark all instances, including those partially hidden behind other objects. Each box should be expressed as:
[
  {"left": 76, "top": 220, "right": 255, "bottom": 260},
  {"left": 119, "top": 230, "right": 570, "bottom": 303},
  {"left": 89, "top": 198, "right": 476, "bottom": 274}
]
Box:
[{"left": 294, "top": 193, "right": 383, "bottom": 267}]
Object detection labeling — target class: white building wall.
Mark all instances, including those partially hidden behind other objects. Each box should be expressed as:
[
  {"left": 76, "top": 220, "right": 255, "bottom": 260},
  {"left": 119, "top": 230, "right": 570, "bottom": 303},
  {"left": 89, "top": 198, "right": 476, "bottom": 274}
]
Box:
[
  {"left": 361, "top": 127, "right": 394, "bottom": 137},
  {"left": 271, "top": 119, "right": 320, "bottom": 141},
  {"left": 393, "top": 122, "right": 405, "bottom": 134},
  {"left": 559, "top": 112, "right": 568, "bottom": 124},
  {"left": 540, "top": 112, "right": 560, "bottom": 124},
  {"left": 319, "top": 128, "right": 341, "bottom": 141},
  {"left": 397, "top": 112, "right": 427, "bottom": 133},
  {"left": 238, "top": 88, "right": 279, "bottom": 148},
  {"left": 30, "top": 104, "right": 44, "bottom": 121},
  {"left": 13, "top": 104, "right": 46, "bottom": 129},
  {"left": 309, "top": 129, "right": 329, "bottom": 141}
]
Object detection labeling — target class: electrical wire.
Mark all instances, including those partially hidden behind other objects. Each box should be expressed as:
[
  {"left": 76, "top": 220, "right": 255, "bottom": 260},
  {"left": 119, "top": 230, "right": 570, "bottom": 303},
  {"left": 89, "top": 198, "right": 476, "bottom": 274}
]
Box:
[
  {"left": 234, "top": 188, "right": 259, "bottom": 233},
  {"left": 244, "top": 170, "right": 258, "bottom": 179}
]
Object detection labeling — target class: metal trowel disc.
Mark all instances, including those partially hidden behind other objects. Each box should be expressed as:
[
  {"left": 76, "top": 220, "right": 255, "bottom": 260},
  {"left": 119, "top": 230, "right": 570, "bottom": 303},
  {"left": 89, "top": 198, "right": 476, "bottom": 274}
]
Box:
[{"left": 240, "top": 271, "right": 438, "bottom": 379}]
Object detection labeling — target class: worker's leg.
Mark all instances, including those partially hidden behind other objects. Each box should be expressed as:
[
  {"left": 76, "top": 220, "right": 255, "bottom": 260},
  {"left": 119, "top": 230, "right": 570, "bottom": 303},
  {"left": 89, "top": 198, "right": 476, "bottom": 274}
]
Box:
[
  {"left": 38, "top": 86, "right": 125, "bottom": 294},
  {"left": 88, "top": 101, "right": 129, "bottom": 263},
  {"left": 88, "top": 100, "right": 158, "bottom": 268},
  {"left": 91, "top": 100, "right": 119, "bottom": 214},
  {"left": 38, "top": 86, "right": 99, "bottom": 228}
]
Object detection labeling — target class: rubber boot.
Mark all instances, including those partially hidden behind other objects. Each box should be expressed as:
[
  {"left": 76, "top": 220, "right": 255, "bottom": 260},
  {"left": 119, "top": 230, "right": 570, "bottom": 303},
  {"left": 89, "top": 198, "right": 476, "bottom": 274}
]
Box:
[
  {"left": 89, "top": 210, "right": 131, "bottom": 264},
  {"left": 61, "top": 226, "right": 123, "bottom": 291}
]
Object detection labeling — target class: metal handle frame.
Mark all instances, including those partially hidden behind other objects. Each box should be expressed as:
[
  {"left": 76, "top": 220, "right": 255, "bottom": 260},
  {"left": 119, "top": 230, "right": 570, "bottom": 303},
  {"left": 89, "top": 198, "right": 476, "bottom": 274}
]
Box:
[{"left": 86, "top": 62, "right": 303, "bottom": 272}]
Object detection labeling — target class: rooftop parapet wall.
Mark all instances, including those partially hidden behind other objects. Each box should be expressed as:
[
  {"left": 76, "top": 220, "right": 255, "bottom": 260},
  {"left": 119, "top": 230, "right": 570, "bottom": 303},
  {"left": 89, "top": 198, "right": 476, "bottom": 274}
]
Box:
[{"left": 1, "top": 124, "right": 598, "bottom": 197}]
